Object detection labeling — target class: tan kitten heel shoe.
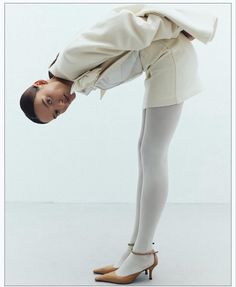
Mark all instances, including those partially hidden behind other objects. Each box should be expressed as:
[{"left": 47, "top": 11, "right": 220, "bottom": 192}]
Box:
[
  {"left": 94, "top": 248, "right": 159, "bottom": 284},
  {"left": 93, "top": 243, "right": 134, "bottom": 274}
]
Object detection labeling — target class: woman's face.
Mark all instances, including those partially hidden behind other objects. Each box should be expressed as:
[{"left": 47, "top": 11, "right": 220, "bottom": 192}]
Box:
[{"left": 33, "top": 78, "right": 76, "bottom": 123}]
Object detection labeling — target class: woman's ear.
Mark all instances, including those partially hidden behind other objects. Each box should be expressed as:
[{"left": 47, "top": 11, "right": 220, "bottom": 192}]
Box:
[{"left": 33, "top": 80, "right": 48, "bottom": 87}]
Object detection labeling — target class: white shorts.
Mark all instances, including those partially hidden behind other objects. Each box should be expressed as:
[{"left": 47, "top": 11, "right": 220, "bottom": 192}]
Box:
[{"left": 139, "top": 32, "right": 204, "bottom": 109}]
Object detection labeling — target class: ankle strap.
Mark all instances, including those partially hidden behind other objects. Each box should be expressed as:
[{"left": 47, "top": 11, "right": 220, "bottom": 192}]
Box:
[
  {"left": 131, "top": 249, "right": 158, "bottom": 255},
  {"left": 128, "top": 242, "right": 155, "bottom": 247}
]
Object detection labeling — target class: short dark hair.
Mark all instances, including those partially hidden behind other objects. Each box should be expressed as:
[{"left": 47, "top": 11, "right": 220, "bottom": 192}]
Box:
[{"left": 20, "top": 85, "right": 47, "bottom": 124}]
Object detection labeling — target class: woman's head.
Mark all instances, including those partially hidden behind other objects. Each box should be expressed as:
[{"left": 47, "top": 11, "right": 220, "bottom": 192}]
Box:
[{"left": 20, "top": 77, "right": 76, "bottom": 124}]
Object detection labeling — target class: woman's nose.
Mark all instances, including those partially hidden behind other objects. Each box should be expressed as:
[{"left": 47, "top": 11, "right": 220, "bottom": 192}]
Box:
[
  {"left": 57, "top": 98, "right": 66, "bottom": 106},
  {"left": 56, "top": 99, "right": 68, "bottom": 112}
]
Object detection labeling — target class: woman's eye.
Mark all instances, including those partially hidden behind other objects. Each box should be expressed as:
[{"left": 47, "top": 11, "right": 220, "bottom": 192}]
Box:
[{"left": 47, "top": 98, "right": 53, "bottom": 105}]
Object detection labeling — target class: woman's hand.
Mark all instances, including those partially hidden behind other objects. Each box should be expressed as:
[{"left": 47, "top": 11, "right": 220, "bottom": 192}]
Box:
[{"left": 181, "top": 30, "right": 195, "bottom": 41}]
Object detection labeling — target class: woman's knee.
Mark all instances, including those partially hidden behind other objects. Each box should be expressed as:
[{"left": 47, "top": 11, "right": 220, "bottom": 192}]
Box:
[{"left": 140, "top": 142, "right": 168, "bottom": 167}]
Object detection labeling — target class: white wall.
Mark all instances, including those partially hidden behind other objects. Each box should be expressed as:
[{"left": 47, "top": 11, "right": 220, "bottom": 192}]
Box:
[{"left": 5, "top": 3, "right": 231, "bottom": 203}]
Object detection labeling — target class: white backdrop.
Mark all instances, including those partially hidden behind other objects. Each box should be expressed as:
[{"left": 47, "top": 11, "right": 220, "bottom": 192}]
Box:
[{"left": 5, "top": 3, "right": 231, "bottom": 203}]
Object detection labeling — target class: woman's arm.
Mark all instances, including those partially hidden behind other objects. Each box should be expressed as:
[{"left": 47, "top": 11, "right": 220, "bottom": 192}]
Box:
[{"left": 49, "top": 9, "right": 182, "bottom": 81}]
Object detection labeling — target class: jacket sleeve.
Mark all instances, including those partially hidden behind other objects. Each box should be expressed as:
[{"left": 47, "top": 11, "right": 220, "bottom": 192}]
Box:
[{"left": 48, "top": 8, "right": 182, "bottom": 81}]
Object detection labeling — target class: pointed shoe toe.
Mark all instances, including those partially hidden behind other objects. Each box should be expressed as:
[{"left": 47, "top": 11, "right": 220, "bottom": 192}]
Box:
[
  {"left": 93, "top": 265, "right": 118, "bottom": 274},
  {"left": 95, "top": 270, "right": 133, "bottom": 284},
  {"left": 95, "top": 269, "right": 147, "bottom": 284}
]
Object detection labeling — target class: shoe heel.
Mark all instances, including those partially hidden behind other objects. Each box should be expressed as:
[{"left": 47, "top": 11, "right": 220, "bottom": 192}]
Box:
[
  {"left": 131, "top": 247, "right": 158, "bottom": 280},
  {"left": 148, "top": 264, "right": 157, "bottom": 280}
]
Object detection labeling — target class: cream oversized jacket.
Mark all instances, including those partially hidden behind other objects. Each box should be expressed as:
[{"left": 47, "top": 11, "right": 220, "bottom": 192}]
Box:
[{"left": 48, "top": 4, "right": 218, "bottom": 99}]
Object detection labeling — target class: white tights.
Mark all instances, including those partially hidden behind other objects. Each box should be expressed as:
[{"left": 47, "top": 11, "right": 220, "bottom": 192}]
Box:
[{"left": 113, "top": 102, "right": 184, "bottom": 276}]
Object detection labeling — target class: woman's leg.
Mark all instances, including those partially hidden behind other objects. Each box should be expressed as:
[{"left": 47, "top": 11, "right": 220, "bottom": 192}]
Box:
[
  {"left": 116, "top": 102, "right": 184, "bottom": 276},
  {"left": 113, "top": 108, "right": 147, "bottom": 268}
]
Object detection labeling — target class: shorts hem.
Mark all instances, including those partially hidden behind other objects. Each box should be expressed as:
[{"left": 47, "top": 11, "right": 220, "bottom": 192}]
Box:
[{"left": 142, "top": 89, "right": 203, "bottom": 109}]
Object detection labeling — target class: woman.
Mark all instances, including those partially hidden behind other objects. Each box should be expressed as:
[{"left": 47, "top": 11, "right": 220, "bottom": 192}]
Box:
[{"left": 19, "top": 4, "right": 218, "bottom": 284}]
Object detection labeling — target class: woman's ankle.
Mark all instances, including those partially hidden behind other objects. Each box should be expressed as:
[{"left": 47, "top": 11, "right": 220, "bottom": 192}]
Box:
[{"left": 113, "top": 245, "right": 133, "bottom": 268}]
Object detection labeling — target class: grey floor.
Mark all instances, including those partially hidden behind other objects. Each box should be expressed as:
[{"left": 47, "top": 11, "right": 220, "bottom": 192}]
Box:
[{"left": 5, "top": 202, "right": 231, "bottom": 286}]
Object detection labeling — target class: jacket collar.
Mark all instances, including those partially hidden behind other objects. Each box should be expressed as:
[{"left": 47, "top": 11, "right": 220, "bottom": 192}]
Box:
[{"left": 48, "top": 53, "right": 59, "bottom": 79}]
